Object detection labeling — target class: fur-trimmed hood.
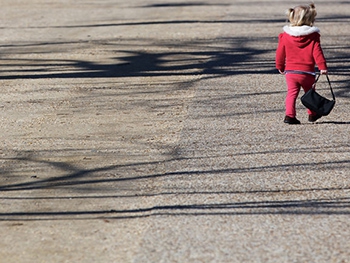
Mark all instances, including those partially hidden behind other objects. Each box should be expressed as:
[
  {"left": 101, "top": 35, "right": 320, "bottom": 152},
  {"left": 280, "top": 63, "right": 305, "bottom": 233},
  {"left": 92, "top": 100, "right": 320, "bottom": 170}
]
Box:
[
  {"left": 283, "top": 25, "right": 320, "bottom": 36},
  {"left": 281, "top": 25, "right": 320, "bottom": 48}
]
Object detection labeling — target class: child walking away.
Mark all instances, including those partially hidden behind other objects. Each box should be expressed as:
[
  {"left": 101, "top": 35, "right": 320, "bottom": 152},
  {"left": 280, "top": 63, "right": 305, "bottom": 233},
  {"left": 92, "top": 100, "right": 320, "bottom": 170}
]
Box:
[{"left": 276, "top": 3, "right": 328, "bottom": 124}]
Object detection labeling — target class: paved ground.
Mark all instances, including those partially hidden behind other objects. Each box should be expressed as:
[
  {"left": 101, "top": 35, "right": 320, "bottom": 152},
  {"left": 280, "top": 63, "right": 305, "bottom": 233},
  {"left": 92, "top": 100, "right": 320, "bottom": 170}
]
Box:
[{"left": 0, "top": 0, "right": 349, "bottom": 262}]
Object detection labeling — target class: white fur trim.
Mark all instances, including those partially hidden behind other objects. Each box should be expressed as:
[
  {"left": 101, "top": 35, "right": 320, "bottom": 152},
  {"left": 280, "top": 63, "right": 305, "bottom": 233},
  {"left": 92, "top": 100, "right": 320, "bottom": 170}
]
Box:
[{"left": 283, "top": 25, "right": 320, "bottom": 36}]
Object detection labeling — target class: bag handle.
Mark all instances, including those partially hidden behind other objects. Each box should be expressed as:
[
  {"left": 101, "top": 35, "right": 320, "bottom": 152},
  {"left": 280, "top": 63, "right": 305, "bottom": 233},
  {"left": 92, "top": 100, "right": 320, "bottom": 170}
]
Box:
[{"left": 313, "top": 74, "right": 335, "bottom": 101}]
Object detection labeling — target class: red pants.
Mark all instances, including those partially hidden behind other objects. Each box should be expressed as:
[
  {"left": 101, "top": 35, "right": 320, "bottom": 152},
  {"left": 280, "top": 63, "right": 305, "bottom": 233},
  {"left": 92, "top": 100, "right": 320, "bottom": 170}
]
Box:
[{"left": 285, "top": 73, "right": 317, "bottom": 117}]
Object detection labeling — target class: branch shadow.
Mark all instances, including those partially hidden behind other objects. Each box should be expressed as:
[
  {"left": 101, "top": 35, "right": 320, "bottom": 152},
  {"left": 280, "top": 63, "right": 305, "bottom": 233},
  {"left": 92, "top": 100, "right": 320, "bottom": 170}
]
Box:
[
  {"left": 0, "top": 36, "right": 277, "bottom": 80},
  {"left": 1, "top": 7, "right": 350, "bottom": 222},
  {"left": 1, "top": 197, "right": 349, "bottom": 221},
  {"left": 140, "top": 2, "right": 230, "bottom": 8},
  {"left": 1, "top": 155, "right": 349, "bottom": 192},
  {"left": 316, "top": 121, "right": 350, "bottom": 125}
]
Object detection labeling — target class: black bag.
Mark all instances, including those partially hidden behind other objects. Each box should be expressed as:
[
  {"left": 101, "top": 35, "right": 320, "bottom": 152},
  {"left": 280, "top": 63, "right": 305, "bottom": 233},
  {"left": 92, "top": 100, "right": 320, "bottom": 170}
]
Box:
[{"left": 301, "top": 74, "right": 335, "bottom": 116}]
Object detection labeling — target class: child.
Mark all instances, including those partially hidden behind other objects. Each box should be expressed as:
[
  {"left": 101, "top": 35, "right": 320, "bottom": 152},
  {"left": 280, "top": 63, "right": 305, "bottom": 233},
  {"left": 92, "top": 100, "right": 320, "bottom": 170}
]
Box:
[{"left": 276, "top": 3, "right": 328, "bottom": 124}]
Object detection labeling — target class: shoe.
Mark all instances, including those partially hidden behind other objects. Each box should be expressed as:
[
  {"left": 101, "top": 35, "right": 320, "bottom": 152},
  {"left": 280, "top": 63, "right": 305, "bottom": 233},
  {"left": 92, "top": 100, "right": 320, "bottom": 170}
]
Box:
[
  {"left": 284, "top": 116, "right": 301, "bottom": 124},
  {"left": 308, "top": 114, "right": 322, "bottom": 122}
]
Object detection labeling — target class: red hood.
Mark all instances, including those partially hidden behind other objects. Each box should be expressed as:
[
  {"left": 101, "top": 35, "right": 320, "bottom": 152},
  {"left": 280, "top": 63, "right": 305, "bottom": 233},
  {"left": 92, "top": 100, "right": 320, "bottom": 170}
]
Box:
[{"left": 283, "top": 32, "right": 320, "bottom": 48}]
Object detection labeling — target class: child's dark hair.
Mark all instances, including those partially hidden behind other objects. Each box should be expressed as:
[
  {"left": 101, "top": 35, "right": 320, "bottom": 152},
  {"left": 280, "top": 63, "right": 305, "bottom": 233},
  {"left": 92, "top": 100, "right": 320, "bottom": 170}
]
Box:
[{"left": 286, "top": 3, "right": 317, "bottom": 26}]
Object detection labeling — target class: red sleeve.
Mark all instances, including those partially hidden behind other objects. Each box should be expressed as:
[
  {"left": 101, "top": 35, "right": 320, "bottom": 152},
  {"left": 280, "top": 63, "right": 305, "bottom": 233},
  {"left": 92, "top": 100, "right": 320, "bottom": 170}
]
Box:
[
  {"left": 313, "top": 34, "right": 327, "bottom": 70},
  {"left": 275, "top": 33, "right": 286, "bottom": 72}
]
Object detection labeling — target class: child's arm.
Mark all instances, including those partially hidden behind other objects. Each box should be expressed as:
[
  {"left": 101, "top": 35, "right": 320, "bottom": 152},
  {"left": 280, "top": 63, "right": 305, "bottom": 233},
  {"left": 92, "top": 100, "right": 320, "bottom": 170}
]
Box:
[
  {"left": 313, "top": 35, "right": 328, "bottom": 74},
  {"left": 276, "top": 34, "right": 286, "bottom": 73}
]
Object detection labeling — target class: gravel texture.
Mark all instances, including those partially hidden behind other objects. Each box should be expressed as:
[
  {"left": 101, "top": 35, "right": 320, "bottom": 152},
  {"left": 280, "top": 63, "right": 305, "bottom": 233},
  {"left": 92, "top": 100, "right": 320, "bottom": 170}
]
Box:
[{"left": 0, "top": 0, "right": 349, "bottom": 262}]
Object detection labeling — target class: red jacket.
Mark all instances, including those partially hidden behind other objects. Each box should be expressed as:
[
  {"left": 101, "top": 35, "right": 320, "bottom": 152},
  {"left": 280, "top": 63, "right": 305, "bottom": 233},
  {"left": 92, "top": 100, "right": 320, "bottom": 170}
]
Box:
[{"left": 276, "top": 26, "right": 327, "bottom": 73}]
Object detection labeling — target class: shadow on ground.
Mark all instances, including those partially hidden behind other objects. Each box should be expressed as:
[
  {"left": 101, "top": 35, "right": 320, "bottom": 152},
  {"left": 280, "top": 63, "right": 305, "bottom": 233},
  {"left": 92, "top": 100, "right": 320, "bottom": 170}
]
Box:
[{"left": 0, "top": 7, "right": 349, "bottom": 221}]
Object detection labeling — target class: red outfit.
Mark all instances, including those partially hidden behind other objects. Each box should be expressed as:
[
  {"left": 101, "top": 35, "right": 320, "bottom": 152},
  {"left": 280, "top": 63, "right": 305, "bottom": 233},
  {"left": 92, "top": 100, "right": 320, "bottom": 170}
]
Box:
[
  {"left": 285, "top": 73, "right": 316, "bottom": 117},
  {"left": 276, "top": 26, "right": 328, "bottom": 118}
]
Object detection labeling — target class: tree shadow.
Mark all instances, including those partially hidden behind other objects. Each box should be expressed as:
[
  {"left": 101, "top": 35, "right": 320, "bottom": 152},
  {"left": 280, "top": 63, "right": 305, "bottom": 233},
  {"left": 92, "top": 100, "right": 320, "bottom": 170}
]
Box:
[
  {"left": 1, "top": 154, "right": 349, "bottom": 192},
  {"left": 316, "top": 121, "right": 350, "bottom": 124},
  {"left": 141, "top": 2, "right": 230, "bottom": 8},
  {"left": 1, "top": 196, "right": 349, "bottom": 221},
  {"left": 0, "top": 36, "right": 276, "bottom": 80},
  {"left": 1, "top": 7, "right": 350, "bottom": 222}
]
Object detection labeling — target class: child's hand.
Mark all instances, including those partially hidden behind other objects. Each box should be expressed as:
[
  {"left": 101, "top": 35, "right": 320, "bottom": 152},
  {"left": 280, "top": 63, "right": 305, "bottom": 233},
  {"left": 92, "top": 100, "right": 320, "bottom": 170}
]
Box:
[
  {"left": 320, "top": 70, "right": 328, "bottom": 75},
  {"left": 278, "top": 70, "right": 285, "bottom": 75}
]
